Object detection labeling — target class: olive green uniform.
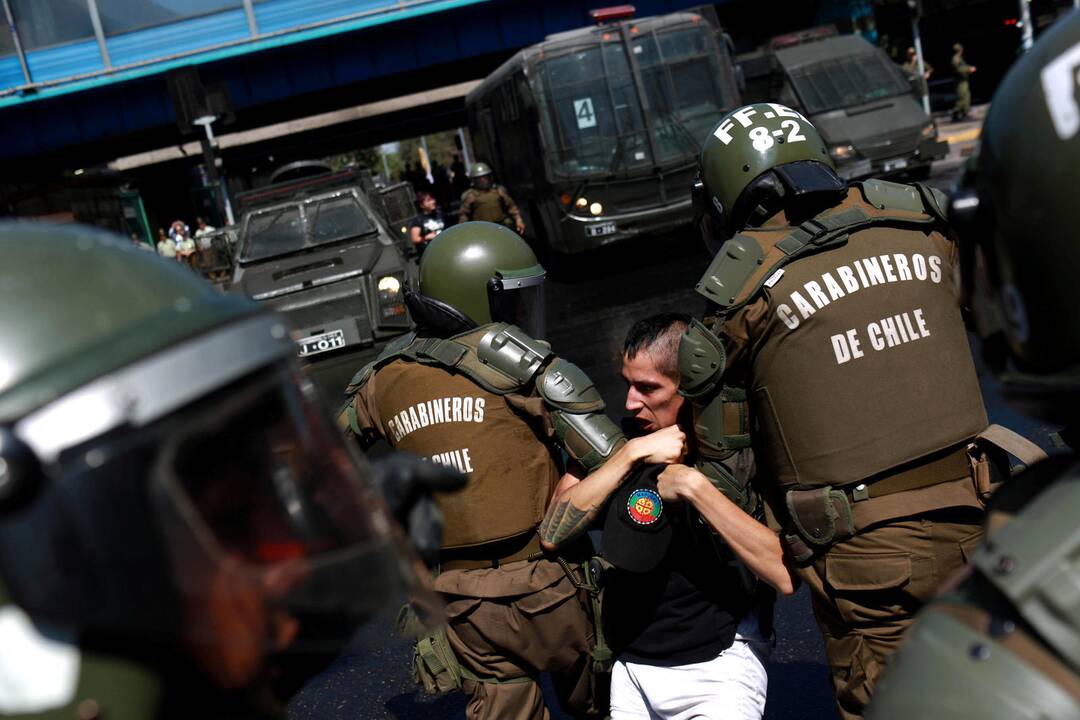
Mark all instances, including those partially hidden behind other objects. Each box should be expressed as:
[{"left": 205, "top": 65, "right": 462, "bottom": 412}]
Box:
[
  {"left": 343, "top": 326, "right": 605, "bottom": 720},
  {"left": 701, "top": 186, "right": 993, "bottom": 719},
  {"left": 459, "top": 186, "right": 523, "bottom": 229},
  {"left": 902, "top": 58, "right": 931, "bottom": 99},
  {"left": 952, "top": 51, "right": 973, "bottom": 118}
]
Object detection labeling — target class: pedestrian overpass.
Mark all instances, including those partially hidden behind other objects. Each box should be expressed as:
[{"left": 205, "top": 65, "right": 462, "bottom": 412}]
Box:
[{"left": 0, "top": 0, "right": 713, "bottom": 175}]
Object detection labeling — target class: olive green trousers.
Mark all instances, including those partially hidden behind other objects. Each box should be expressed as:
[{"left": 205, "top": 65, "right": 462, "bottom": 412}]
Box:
[
  {"left": 437, "top": 558, "right": 607, "bottom": 720},
  {"left": 797, "top": 508, "right": 983, "bottom": 720}
]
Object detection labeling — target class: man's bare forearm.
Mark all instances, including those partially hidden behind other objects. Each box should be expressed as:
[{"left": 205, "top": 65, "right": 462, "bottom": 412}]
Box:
[
  {"left": 539, "top": 441, "right": 643, "bottom": 550},
  {"left": 683, "top": 472, "right": 795, "bottom": 595},
  {"left": 539, "top": 498, "right": 598, "bottom": 548}
]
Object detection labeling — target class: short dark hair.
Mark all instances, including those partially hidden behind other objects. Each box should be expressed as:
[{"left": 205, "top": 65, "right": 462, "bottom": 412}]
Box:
[{"left": 623, "top": 313, "right": 691, "bottom": 378}]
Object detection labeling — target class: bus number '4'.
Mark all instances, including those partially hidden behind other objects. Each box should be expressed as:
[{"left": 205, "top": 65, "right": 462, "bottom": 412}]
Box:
[{"left": 574, "top": 98, "right": 597, "bottom": 129}]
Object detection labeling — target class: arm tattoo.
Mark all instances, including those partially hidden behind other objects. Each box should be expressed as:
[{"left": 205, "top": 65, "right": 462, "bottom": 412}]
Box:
[{"left": 539, "top": 498, "right": 599, "bottom": 547}]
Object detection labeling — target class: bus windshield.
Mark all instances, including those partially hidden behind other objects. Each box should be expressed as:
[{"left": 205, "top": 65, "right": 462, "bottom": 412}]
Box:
[
  {"left": 240, "top": 191, "right": 377, "bottom": 263},
  {"left": 788, "top": 52, "right": 909, "bottom": 114},
  {"left": 632, "top": 25, "right": 736, "bottom": 161},
  {"left": 536, "top": 23, "right": 733, "bottom": 178}
]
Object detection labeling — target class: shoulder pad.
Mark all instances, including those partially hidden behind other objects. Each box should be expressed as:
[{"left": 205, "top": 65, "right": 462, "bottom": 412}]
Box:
[
  {"left": 476, "top": 324, "right": 552, "bottom": 385},
  {"left": 914, "top": 182, "right": 949, "bottom": 224},
  {"left": 345, "top": 331, "right": 416, "bottom": 394},
  {"left": 695, "top": 234, "right": 766, "bottom": 308},
  {"left": 344, "top": 363, "right": 375, "bottom": 396},
  {"left": 857, "top": 179, "right": 927, "bottom": 214},
  {"left": 678, "top": 319, "right": 726, "bottom": 399},
  {"left": 538, "top": 358, "right": 604, "bottom": 413}
]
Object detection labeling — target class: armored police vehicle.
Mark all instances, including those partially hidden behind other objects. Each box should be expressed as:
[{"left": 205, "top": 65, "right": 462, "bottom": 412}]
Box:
[
  {"left": 466, "top": 5, "right": 741, "bottom": 254},
  {"left": 230, "top": 163, "right": 414, "bottom": 398},
  {"left": 739, "top": 28, "right": 948, "bottom": 180}
]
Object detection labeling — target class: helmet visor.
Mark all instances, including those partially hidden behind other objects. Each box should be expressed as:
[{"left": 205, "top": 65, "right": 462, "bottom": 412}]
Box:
[
  {"left": 488, "top": 266, "right": 546, "bottom": 338},
  {"left": 154, "top": 366, "right": 439, "bottom": 648}
]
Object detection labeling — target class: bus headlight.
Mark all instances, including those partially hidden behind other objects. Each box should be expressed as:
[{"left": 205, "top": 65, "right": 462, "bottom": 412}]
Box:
[
  {"left": 589, "top": 202, "right": 603, "bottom": 216},
  {"left": 829, "top": 144, "right": 856, "bottom": 161},
  {"left": 376, "top": 274, "right": 407, "bottom": 320},
  {"left": 575, "top": 197, "right": 589, "bottom": 210}
]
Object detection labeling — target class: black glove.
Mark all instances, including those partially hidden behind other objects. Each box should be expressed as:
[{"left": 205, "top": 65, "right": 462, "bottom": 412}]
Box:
[{"left": 370, "top": 453, "right": 466, "bottom": 567}]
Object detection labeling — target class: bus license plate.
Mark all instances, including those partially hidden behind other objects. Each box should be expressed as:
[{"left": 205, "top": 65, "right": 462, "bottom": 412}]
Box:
[
  {"left": 585, "top": 222, "right": 616, "bottom": 238},
  {"left": 883, "top": 158, "right": 908, "bottom": 173},
  {"left": 297, "top": 329, "right": 345, "bottom": 357}
]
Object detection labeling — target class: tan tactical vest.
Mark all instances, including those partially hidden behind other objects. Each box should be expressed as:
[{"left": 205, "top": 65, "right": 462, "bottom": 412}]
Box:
[
  {"left": 365, "top": 358, "right": 559, "bottom": 549},
  {"left": 469, "top": 188, "right": 507, "bottom": 223},
  {"left": 722, "top": 188, "right": 988, "bottom": 491}
]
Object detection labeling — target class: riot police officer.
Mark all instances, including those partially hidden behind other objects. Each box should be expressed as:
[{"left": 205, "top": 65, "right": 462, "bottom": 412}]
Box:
[
  {"left": 340, "top": 221, "right": 622, "bottom": 719},
  {"left": 458, "top": 162, "right": 526, "bottom": 235},
  {"left": 868, "top": 13, "right": 1080, "bottom": 718},
  {"left": 0, "top": 222, "right": 456, "bottom": 718},
  {"left": 681, "top": 103, "right": 1041, "bottom": 719}
]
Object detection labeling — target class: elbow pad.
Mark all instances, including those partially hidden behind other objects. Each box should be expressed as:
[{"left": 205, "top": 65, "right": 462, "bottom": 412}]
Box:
[{"left": 538, "top": 358, "right": 625, "bottom": 472}]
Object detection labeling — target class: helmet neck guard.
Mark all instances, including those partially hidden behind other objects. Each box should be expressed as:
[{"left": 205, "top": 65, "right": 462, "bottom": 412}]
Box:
[{"left": 404, "top": 286, "right": 478, "bottom": 338}]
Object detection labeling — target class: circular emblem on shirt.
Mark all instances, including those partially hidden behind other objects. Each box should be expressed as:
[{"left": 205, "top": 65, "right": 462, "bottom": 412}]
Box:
[{"left": 626, "top": 489, "right": 663, "bottom": 526}]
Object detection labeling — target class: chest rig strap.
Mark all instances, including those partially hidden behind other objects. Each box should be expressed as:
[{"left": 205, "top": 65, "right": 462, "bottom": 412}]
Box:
[{"left": 695, "top": 180, "right": 947, "bottom": 315}]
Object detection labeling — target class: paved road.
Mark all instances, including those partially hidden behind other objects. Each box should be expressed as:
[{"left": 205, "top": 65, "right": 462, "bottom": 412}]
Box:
[{"left": 291, "top": 109, "right": 1060, "bottom": 719}]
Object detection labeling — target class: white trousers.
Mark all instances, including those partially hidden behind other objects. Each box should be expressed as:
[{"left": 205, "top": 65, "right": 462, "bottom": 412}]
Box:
[{"left": 610, "top": 639, "right": 768, "bottom": 720}]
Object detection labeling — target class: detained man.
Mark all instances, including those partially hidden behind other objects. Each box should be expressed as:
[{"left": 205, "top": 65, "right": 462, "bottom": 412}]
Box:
[{"left": 541, "top": 314, "right": 793, "bottom": 720}]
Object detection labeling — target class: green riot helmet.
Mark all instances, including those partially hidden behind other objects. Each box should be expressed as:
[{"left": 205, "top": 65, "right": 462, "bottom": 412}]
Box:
[
  {"left": 696, "top": 103, "right": 843, "bottom": 248},
  {"left": 950, "top": 12, "right": 1080, "bottom": 424},
  {"left": 468, "top": 161, "right": 494, "bottom": 190},
  {"left": 406, "top": 221, "right": 546, "bottom": 337},
  {"left": 0, "top": 222, "right": 437, "bottom": 700}
]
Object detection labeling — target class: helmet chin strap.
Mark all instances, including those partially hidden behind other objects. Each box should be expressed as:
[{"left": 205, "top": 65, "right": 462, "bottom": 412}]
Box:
[{"left": 403, "top": 287, "right": 478, "bottom": 338}]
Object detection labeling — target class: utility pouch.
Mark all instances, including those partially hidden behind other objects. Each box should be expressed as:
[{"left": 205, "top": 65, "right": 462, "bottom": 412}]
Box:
[
  {"left": 785, "top": 487, "right": 856, "bottom": 554},
  {"left": 396, "top": 603, "right": 463, "bottom": 695},
  {"left": 413, "top": 626, "right": 463, "bottom": 695},
  {"left": 556, "top": 555, "right": 614, "bottom": 674}
]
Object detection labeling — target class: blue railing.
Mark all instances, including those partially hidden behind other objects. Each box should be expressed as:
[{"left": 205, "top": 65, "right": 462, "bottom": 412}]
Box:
[{"left": 0, "top": 0, "right": 488, "bottom": 102}]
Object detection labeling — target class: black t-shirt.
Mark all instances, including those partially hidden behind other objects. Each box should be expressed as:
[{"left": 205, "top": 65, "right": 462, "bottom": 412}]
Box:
[
  {"left": 410, "top": 209, "right": 445, "bottom": 241},
  {"left": 602, "top": 500, "right": 752, "bottom": 667}
]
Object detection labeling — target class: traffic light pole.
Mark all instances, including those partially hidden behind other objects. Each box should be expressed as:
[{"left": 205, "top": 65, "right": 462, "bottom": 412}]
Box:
[
  {"left": 1019, "top": 0, "right": 1034, "bottom": 52},
  {"left": 910, "top": 16, "right": 930, "bottom": 115},
  {"left": 195, "top": 116, "right": 235, "bottom": 226}
]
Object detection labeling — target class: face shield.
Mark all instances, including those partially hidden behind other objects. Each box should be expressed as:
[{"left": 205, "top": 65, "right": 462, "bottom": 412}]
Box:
[
  {"left": 153, "top": 366, "right": 438, "bottom": 650},
  {"left": 488, "top": 265, "right": 546, "bottom": 339},
  {"left": 472, "top": 174, "right": 493, "bottom": 191},
  {"left": 0, "top": 327, "right": 438, "bottom": 691}
]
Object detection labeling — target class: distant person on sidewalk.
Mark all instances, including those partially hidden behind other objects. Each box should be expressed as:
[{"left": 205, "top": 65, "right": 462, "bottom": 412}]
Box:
[
  {"left": 408, "top": 191, "right": 445, "bottom": 255},
  {"left": 902, "top": 47, "right": 932, "bottom": 100},
  {"left": 951, "top": 42, "right": 976, "bottom": 121}
]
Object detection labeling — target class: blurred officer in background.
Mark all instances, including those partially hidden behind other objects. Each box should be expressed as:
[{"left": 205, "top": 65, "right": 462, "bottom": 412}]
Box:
[
  {"left": 458, "top": 163, "right": 526, "bottom": 235},
  {"left": 0, "top": 222, "right": 459, "bottom": 719},
  {"left": 869, "top": 13, "right": 1080, "bottom": 718}
]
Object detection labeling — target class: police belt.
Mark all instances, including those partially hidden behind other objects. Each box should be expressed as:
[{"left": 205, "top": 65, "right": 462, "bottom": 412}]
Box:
[
  {"left": 439, "top": 531, "right": 544, "bottom": 572},
  {"left": 841, "top": 443, "right": 972, "bottom": 503},
  {"left": 782, "top": 444, "right": 972, "bottom": 563}
]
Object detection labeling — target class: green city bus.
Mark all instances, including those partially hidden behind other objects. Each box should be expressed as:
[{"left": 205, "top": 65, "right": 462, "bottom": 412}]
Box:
[{"left": 466, "top": 5, "right": 741, "bottom": 254}]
